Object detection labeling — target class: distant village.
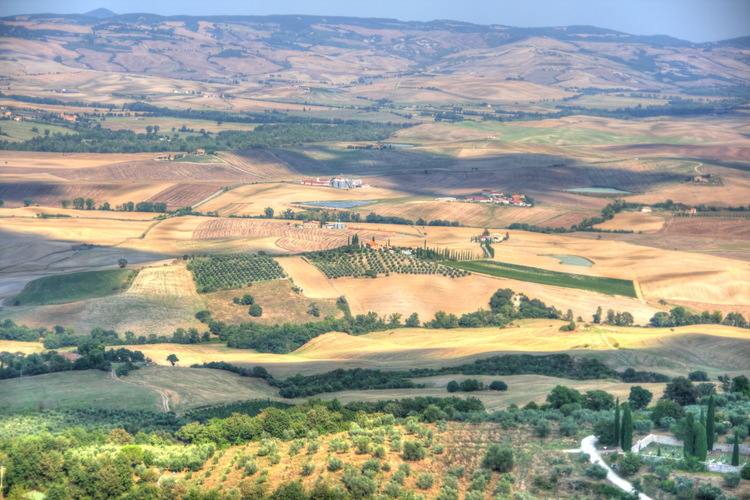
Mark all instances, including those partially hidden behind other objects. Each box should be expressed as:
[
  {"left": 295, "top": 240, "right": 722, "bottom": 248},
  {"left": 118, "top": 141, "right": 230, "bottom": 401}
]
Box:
[
  {"left": 436, "top": 189, "right": 533, "bottom": 207},
  {"left": 299, "top": 177, "right": 366, "bottom": 189}
]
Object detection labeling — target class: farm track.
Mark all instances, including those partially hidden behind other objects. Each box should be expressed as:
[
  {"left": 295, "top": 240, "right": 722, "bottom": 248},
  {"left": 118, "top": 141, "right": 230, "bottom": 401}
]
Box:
[{"left": 111, "top": 368, "right": 171, "bottom": 412}]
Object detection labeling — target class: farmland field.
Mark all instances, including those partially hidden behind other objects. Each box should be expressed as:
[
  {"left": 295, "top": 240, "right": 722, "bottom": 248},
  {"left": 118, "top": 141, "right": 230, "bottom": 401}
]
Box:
[
  {"left": 2, "top": 264, "right": 206, "bottom": 334},
  {"left": 11, "top": 269, "right": 136, "bottom": 305},
  {"left": 1, "top": 12, "right": 750, "bottom": 500},
  {"left": 0, "top": 370, "right": 162, "bottom": 413},
  {"left": 123, "top": 366, "right": 283, "bottom": 413},
  {"left": 201, "top": 279, "right": 342, "bottom": 325},
  {"left": 447, "top": 260, "right": 638, "bottom": 297},
  {"left": 187, "top": 254, "right": 286, "bottom": 292}
]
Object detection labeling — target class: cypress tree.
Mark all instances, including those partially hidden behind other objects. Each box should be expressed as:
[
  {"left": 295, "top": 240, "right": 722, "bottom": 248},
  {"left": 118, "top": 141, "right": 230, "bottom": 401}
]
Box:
[
  {"left": 621, "top": 403, "right": 633, "bottom": 451},
  {"left": 694, "top": 422, "right": 707, "bottom": 461},
  {"left": 613, "top": 398, "right": 621, "bottom": 448},
  {"left": 731, "top": 431, "right": 740, "bottom": 466},
  {"left": 683, "top": 413, "right": 696, "bottom": 457},
  {"left": 706, "top": 394, "right": 715, "bottom": 452}
]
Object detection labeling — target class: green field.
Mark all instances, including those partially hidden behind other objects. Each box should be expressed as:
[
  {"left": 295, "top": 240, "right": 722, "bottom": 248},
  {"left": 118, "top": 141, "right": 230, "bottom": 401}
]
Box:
[
  {"left": 447, "top": 260, "right": 638, "bottom": 297},
  {"left": 451, "top": 121, "right": 701, "bottom": 146},
  {"left": 0, "top": 370, "right": 161, "bottom": 413},
  {"left": 0, "top": 120, "right": 73, "bottom": 142},
  {"left": 12, "top": 269, "right": 136, "bottom": 305}
]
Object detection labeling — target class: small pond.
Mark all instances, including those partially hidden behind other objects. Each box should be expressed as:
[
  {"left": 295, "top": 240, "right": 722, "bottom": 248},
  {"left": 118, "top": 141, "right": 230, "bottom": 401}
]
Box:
[
  {"left": 565, "top": 187, "right": 631, "bottom": 195},
  {"left": 297, "top": 200, "right": 376, "bottom": 209},
  {"left": 546, "top": 254, "right": 594, "bottom": 267}
]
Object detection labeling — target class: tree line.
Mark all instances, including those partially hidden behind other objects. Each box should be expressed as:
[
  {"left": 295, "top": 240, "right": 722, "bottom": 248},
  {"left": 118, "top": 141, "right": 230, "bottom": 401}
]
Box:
[
  {"left": 0, "top": 121, "right": 401, "bottom": 153},
  {"left": 0, "top": 342, "right": 146, "bottom": 380},
  {"left": 194, "top": 352, "right": 668, "bottom": 399}
]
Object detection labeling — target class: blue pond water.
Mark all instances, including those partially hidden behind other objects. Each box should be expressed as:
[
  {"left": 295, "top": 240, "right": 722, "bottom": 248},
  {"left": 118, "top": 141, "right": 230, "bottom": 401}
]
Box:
[
  {"left": 547, "top": 255, "right": 594, "bottom": 267},
  {"left": 297, "top": 200, "right": 376, "bottom": 209},
  {"left": 566, "top": 187, "right": 631, "bottom": 195}
]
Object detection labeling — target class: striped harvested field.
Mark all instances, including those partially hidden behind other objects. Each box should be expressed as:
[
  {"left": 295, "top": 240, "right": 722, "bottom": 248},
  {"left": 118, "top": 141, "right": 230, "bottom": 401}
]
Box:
[
  {"left": 146, "top": 183, "right": 223, "bottom": 209},
  {"left": 220, "top": 149, "right": 297, "bottom": 178},
  {"left": 55, "top": 160, "right": 258, "bottom": 182}
]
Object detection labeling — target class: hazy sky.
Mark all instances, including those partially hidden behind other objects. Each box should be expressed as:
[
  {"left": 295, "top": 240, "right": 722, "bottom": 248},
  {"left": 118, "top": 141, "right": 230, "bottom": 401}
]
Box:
[{"left": 1, "top": 0, "right": 749, "bottom": 43}]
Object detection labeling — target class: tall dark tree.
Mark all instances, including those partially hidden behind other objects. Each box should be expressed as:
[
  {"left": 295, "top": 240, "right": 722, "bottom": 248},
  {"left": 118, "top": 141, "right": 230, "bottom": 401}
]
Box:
[
  {"left": 694, "top": 421, "right": 707, "bottom": 461},
  {"left": 731, "top": 431, "right": 740, "bottom": 466},
  {"left": 621, "top": 403, "right": 633, "bottom": 451},
  {"left": 706, "top": 394, "right": 716, "bottom": 451},
  {"left": 613, "top": 398, "right": 621, "bottom": 448},
  {"left": 683, "top": 413, "right": 696, "bottom": 457}
]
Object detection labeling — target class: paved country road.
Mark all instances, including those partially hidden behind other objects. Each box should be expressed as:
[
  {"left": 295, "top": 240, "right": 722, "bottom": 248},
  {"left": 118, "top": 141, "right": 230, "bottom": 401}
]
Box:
[{"left": 578, "top": 435, "right": 653, "bottom": 500}]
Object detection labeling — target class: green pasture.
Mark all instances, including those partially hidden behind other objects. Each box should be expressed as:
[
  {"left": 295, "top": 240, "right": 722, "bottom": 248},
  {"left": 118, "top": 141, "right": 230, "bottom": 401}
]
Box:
[
  {"left": 12, "top": 269, "right": 136, "bottom": 306},
  {"left": 447, "top": 260, "right": 638, "bottom": 297},
  {"left": 451, "top": 121, "right": 702, "bottom": 146},
  {"left": 0, "top": 120, "right": 73, "bottom": 142},
  {"left": 0, "top": 370, "right": 161, "bottom": 413}
]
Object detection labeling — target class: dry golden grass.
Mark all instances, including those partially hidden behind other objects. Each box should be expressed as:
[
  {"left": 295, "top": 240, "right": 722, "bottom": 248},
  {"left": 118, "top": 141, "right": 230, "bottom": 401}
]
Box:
[
  {"left": 595, "top": 212, "right": 668, "bottom": 233},
  {"left": 278, "top": 257, "right": 342, "bottom": 299},
  {"left": 124, "top": 321, "right": 750, "bottom": 378},
  {"left": 0, "top": 151, "right": 163, "bottom": 169},
  {"left": 0, "top": 216, "right": 151, "bottom": 246},
  {"left": 1, "top": 207, "right": 160, "bottom": 220},
  {"left": 201, "top": 279, "right": 342, "bottom": 325},
  {"left": 626, "top": 177, "right": 750, "bottom": 208},
  {"left": 357, "top": 199, "right": 567, "bottom": 229},
  {"left": 329, "top": 274, "right": 499, "bottom": 319},
  {"left": 0, "top": 340, "right": 45, "bottom": 354}
]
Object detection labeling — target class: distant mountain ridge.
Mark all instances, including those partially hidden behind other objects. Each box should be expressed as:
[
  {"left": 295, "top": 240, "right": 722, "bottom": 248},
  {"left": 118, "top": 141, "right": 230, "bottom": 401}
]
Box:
[
  {"left": 84, "top": 8, "right": 117, "bottom": 19},
  {"left": 1, "top": 12, "right": 748, "bottom": 92}
]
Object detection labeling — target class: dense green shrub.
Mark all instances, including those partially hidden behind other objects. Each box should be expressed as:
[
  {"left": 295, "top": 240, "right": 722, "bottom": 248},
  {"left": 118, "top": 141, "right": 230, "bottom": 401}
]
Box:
[
  {"left": 481, "top": 445, "right": 514, "bottom": 472},
  {"left": 416, "top": 473, "right": 435, "bottom": 489}
]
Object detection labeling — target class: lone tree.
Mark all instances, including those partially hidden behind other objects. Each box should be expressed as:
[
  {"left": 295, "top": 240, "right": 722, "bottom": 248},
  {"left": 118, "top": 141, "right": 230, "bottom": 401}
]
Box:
[
  {"left": 481, "top": 444, "right": 514, "bottom": 473},
  {"left": 117, "top": 258, "right": 128, "bottom": 268},
  {"left": 249, "top": 304, "right": 263, "bottom": 317},
  {"left": 166, "top": 354, "right": 179, "bottom": 366},
  {"left": 628, "top": 386, "right": 653, "bottom": 410},
  {"left": 264, "top": 207, "right": 274, "bottom": 218}
]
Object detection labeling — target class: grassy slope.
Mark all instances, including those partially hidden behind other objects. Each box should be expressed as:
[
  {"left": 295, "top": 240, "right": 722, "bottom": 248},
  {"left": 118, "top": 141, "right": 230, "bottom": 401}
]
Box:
[
  {"left": 0, "top": 370, "right": 161, "bottom": 413},
  {"left": 124, "top": 366, "right": 282, "bottom": 413},
  {"left": 448, "top": 260, "right": 637, "bottom": 297},
  {"left": 12, "top": 269, "right": 136, "bottom": 305}
]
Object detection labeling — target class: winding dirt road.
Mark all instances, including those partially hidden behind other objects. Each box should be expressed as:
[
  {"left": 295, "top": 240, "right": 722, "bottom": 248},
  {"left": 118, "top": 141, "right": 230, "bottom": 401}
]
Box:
[{"left": 111, "top": 368, "right": 171, "bottom": 412}]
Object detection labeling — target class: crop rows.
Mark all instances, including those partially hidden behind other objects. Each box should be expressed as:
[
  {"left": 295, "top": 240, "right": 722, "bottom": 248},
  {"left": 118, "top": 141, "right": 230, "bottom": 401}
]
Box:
[
  {"left": 306, "top": 249, "right": 470, "bottom": 279},
  {"left": 188, "top": 254, "right": 286, "bottom": 293},
  {"left": 447, "top": 260, "right": 637, "bottom": 297}
]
